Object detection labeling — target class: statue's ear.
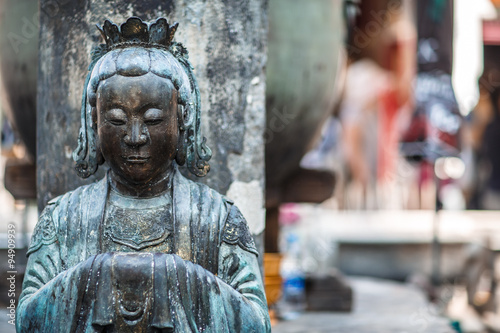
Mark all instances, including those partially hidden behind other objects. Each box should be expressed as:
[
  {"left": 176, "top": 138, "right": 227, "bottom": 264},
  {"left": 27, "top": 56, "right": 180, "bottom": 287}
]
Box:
[
  {"left": 91, "top": 106, "right": 105, "bottom": 165},
  {"left": 175, "top": 104, "right": 186, "bottom": 166},
  {"left": 91, "top": 106, "right": 98, "bottom": 130}
]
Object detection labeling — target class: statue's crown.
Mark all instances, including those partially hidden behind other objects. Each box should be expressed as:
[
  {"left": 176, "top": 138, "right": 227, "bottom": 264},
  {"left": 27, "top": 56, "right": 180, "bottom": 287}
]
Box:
[{"left": 97, "top": 17, "right": 178, "bottom": 50}]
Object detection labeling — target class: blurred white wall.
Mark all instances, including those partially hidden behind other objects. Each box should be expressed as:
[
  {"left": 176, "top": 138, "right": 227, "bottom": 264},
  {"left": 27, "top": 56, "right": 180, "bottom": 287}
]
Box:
[
  {"left": 0, "top": 113, "right": 37, "bottom": 248},
  {"left": 453, "top": 0, "right": 497, "bottom": 115}
]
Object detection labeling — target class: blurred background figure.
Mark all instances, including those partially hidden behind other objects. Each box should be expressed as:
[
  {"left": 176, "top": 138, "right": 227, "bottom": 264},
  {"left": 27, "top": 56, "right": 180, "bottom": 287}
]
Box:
[
  {"left": 302, "top": 0, "right": 416, "bottom": 210},
  {"left": 339, "top": 56, "right": 405, "bottom": 210},
  {"left": 472, "top": 70, "right": 500, "bottom": 210}
]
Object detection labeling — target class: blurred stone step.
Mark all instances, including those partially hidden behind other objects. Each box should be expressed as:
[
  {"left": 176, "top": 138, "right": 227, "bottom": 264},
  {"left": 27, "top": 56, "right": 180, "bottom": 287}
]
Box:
[{"left": 305, "top": 270, "right": 353, "bottom": 312}]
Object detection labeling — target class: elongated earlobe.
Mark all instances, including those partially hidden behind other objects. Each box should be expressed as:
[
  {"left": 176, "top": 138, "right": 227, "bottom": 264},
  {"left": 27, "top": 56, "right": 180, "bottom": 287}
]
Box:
[
  {"left": 175, "top": 104, "right": 187, "bottom": 165},
  {"left": 91, "top": 106, "right": 97, "bottom": 125},
  {"left": 92, "top": 107, "right": 105, "bottom": 166}
]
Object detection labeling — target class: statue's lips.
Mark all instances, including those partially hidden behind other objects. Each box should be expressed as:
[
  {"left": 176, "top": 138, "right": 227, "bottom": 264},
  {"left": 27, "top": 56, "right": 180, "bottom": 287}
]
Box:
[{"left": 122, "top": 156, "right": 150, "bottom": 164}]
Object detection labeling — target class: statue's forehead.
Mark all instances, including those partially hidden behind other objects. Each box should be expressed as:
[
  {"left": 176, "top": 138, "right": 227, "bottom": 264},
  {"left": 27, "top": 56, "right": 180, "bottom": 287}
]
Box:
[{"left": 97, "top": 73, "right": 176, "bottom": 104}]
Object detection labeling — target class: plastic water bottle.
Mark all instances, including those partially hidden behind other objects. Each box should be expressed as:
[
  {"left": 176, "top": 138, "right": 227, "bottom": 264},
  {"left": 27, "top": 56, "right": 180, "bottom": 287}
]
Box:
[{"left": 280, "top": 233, "right": 306, "bottom": 320}]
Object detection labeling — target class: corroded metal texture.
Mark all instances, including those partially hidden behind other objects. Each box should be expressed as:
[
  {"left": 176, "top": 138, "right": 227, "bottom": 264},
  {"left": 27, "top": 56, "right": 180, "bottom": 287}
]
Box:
[{"left": 37, "top": 0, "right": 267, "bottom": 237}]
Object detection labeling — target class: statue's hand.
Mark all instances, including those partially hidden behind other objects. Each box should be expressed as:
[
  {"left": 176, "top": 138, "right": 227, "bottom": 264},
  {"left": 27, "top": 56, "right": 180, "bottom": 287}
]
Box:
[{"left": 89, "top": 252, "right": 174, "bottom": 331}]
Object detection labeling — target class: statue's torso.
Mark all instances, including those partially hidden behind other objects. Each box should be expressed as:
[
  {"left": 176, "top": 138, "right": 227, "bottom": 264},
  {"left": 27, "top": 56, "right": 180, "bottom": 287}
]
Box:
[
  {"left": 18, "top": 170, "right": 269, "bottom": 333},
  {"left": 51, "top": 171, "right": 229, "bottom": 276},
  {"left": 103, "top": 188, "right": 174, "bottom": 253}
]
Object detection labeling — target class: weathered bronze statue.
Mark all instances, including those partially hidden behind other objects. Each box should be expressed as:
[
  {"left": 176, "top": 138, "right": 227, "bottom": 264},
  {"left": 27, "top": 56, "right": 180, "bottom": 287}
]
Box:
[{"left": 17, "top": 17, "right": 270, "bottom": 333}]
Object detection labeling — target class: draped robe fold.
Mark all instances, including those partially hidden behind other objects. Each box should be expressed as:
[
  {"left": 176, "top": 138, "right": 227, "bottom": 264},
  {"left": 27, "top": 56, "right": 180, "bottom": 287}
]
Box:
[{"left": 16, "top": 168, "right": 271, "bottom": 332}]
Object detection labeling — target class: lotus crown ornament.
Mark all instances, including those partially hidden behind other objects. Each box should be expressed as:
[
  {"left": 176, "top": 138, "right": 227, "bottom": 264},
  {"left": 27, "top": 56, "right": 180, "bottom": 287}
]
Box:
[{"left": 97, "top": 17, "right": 179, "bottom": 51}]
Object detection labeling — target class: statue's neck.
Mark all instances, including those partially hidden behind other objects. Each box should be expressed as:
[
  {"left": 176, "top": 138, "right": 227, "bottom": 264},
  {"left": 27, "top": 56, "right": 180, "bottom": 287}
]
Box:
[{"left": 109, "top": 166, "right": 174, "bottom": 198}]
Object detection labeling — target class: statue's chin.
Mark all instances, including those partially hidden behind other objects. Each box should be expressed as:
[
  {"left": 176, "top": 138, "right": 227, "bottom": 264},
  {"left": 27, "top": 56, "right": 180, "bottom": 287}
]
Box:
[{"left": 109, "top": 164, "right": 173, "bottom": 196}]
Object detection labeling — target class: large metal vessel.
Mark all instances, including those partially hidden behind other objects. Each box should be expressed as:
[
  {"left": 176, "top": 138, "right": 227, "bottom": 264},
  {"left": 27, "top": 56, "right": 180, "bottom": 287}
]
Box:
[{"left": 265, "top": 0, "right": 345, "bottom": 189}]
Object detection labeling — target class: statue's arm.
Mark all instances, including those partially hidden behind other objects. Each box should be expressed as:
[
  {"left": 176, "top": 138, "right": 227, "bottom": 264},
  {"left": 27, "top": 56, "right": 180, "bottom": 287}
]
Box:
[
  {"left": 216, "top": 205, "right": 271, "bottom": 332},
  {"left": 158, "top": 204, "right": 270, "bottom": 332},
  {"left": 16, "top": 200, "right": 95, "bottom": 332},
  {"left": 215, "top": 243, "right": 271, "bottom": 332}
]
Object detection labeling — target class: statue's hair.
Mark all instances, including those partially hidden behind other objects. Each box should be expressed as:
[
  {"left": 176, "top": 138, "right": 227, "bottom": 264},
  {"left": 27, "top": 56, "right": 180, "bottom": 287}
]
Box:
[{"left": 73, "top": 44, "right": 212, "bottom": 178}]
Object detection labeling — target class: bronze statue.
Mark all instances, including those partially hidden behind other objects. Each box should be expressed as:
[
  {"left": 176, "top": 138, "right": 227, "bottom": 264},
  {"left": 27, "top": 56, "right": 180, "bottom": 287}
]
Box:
[{"left": 17, "top": 17, "right": 270, "bottom": 332}]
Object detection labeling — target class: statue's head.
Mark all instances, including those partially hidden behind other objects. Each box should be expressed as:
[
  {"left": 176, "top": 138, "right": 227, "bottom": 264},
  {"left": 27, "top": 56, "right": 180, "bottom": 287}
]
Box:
[{"left": 73, "top": 17, "right": 211, "bottom": 184}]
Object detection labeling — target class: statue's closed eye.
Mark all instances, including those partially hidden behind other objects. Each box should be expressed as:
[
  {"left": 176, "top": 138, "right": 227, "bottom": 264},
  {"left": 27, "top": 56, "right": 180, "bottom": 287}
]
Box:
[
  {"left": 106, "top": 109, "right": 127, "bottom": 125},
  {"left": 144, "top": 108, "right": 164, "bottom": 125}
]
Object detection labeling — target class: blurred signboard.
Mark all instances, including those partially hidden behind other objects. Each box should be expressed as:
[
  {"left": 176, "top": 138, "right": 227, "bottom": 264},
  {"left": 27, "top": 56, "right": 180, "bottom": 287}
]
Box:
[{"left": 401, "top": 0, "right": 462, "bottom": 160}]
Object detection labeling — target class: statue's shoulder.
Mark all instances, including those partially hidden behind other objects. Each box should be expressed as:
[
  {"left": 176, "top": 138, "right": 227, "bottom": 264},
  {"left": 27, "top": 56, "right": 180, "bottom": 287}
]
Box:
[
  {"left": 46, "top": 179, "right": 105, "bottom": 212},
  {"left": 176, "top": 170, "right": 233, "bottom": 207},
  {"left": 220, "top": 204, "right": 259, "bottom": 257},
  {"left": 27, "top": 201, "right": 59, "bottom": 256},
  {"left": 27, "top": 180, "right": 104, "bottom": 256},
  {"left": 176, "top": 172, "right": 258, "bottom": 256}
]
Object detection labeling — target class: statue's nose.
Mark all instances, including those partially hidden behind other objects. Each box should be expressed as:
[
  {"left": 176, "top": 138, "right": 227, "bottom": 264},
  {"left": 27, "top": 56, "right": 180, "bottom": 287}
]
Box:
[{"left": 124, "top": 119, "right": 148, "bottom": 146}]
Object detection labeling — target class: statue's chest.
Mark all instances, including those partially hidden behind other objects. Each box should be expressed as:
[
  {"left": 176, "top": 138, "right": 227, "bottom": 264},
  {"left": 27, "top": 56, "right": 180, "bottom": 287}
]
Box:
[{"left": 102, "top": 191, "right": 173, "bottom": 253}]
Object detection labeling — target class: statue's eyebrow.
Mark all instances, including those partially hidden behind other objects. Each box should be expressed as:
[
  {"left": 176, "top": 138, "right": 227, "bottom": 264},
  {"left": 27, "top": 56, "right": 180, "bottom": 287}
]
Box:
[
  {"left": 139, "top": 102, "right": 163, "bottom": 113},
  {"left": 104, "top": 106, "right": 127, "bottom": 115}
]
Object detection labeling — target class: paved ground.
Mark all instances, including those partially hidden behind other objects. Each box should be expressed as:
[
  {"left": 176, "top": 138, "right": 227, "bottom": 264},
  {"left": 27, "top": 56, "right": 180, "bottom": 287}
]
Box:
[
  {"left": 273, "top": 277, "right": 455, "bottom": 333},
  {"left": 0, "top": 277, "right": 455, "bottom": 333}
]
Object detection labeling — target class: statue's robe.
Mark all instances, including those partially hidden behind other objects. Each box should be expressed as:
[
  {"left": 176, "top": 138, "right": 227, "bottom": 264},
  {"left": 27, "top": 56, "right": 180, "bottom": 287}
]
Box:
[{"left": 16, "top": 167, "right": 270, "bottom": 332}]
